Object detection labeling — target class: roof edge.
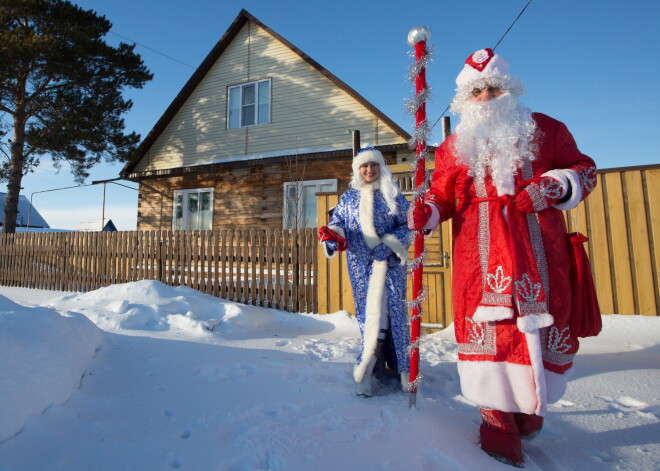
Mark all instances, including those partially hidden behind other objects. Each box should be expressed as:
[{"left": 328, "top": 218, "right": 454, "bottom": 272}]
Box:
[{"left": 124, "top": 143, "right": 410, "bottom": 181}]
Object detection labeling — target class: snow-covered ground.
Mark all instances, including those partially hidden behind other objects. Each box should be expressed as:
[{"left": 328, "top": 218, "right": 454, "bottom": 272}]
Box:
[{"left": 0, "top": 281, "right": 658, "bottom": 471}]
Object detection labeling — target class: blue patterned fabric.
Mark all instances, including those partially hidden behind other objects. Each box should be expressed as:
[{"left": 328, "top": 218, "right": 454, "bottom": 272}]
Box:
[{"left": 329, "top": 188, "right": 411, "bottom": 373}]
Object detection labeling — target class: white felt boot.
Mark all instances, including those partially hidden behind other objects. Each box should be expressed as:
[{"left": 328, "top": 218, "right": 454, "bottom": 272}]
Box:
[
  {"left": 400, "top": 372, "right": 410, "bottom": 393},
  {"left": 356, "top": 356, "right": 377, "bottom": 397}
]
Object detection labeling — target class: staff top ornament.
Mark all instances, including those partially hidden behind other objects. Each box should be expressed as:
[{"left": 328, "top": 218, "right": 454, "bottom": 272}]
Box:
[{"left": 407, "top": 26, "right": 432, "bottom": 46}]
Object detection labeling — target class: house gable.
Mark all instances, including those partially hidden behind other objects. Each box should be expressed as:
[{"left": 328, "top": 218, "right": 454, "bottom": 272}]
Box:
[{"left": 123, "top": 9, "right": 410, "bottom": 176}]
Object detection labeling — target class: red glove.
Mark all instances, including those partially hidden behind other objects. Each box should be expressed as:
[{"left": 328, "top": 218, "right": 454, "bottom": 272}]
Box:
[
  {"left": 514, "top": 176, "right": 564, "bottom": 213},
  {"left": 407, "top": 203, "right": 432, "bottom": 230},
  {"left": 318, "top": 226, "right": 347, "bottom": 251}
]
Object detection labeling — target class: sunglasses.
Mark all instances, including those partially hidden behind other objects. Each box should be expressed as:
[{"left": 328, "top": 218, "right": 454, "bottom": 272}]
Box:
[{"left": 470, "top": 85, "right": 503, "bottom": 97}]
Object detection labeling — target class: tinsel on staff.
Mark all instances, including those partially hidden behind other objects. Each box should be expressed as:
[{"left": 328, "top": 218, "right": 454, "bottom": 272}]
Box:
[{"left": 406, "top": 25, "right": 432, "bottom": 408}]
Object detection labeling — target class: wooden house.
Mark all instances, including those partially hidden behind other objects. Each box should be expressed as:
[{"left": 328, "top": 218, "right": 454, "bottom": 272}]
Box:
[{"left": 121, "top": 9, "right": 412, "bottom": 231}]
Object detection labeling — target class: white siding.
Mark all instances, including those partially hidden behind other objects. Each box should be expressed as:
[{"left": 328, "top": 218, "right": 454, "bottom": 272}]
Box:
[{"left": 134, "top": 22, "right": 405, "bottom": 173}]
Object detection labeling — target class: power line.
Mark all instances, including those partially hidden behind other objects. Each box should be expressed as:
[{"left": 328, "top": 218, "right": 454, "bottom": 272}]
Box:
[
  {"left": 493, "top": 0, "right": 534, "bottom": 52},
  {"left": 429, "top": 0, "right": 534, "bottom": 133},
  {"left": 109, "top": 31, "right": 196, "bottom": 69},
  {"left": 107, "top": 4, "right": 533, "bottom": 149}
]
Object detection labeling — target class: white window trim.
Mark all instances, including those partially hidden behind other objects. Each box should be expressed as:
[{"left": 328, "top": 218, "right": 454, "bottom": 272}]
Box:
[
  {"left": 172, "top": 188, "right": 214, "bottom": 231},
  {"left": 227, "top": 78, "right": 271, "bottom": 129},
  {"left": 283, "top": 178, "right": 337, "bottom": 229}
]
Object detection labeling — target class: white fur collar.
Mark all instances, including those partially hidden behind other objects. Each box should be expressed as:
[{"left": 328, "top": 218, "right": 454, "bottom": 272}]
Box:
[{"left": 358, "top": 185, "right": 381, "bottom": 250}]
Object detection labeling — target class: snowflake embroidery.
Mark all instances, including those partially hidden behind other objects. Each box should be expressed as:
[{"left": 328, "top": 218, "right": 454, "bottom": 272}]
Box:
[
  {"left": 466, "top": 317, "right": 486, "bottom": 345},
  {"left": 472, "top": 49, "right": 490, "bottom": 64},
  {"left": 487, "top": 265, "right": 512, "bottom": 294},
  {"left": 578, "top": 165, "right": 597, "bottom": 193},
  {"left": 547, "top": 326, "right": 572, "bottom": 353},
  {"left": 540, "top": 177, "right": 563, "bottom": 199},
  {"left": 515, "top": 273, "right": 541, "bottom": 303}
]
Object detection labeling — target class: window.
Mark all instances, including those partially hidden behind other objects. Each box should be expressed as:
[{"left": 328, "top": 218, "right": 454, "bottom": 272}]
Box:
[
  {"left": 173, "top": 188, "right": 213, "bottom": 230},
  {"left": 227, "top": 79, "right": 271, "bottom": 129},
  {"left": 283, "top": 179, "right": 337, "bottom": 229}
]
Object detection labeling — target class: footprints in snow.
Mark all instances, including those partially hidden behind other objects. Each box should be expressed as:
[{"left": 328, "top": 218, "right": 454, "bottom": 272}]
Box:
[
  {"left": 191, "top": 363, "right": 259, "bottom": 381},
  {"left": 158, "top": 407, "right": 193, "bottom": 469}
]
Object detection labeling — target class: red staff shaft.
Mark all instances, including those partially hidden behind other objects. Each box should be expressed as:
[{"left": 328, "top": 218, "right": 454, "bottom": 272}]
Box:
[{"left": 409, "top": 38, "right": 428, "bottom": 407}]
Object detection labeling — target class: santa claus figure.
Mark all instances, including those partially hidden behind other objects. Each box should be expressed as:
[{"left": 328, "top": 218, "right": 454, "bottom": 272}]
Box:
[
  {"left": 409, "top": 48, "right": 597, "bottom": 467},
  {"left": 319, "top": 147, "right": 411, "bottom": 397}
]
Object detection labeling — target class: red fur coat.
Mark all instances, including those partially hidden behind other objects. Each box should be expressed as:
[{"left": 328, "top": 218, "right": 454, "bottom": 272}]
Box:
[{"left": 426, "top": 113, "right": 597, "bottom": 415}]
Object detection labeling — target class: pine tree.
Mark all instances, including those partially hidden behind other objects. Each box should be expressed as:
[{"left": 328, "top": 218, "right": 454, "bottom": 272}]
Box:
[{"left": 0, "top": 0, "right": 152, "bottom": 232}]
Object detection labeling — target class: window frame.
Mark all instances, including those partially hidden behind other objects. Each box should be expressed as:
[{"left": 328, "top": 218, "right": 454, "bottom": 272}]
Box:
[
  {"left": 172, "top": 188, "right": 214, "bottom": 231},
  {"left": 282, "top": 178, "right": 337, "bottom": 229},
  {"left": 227, "top": 78, "right": 271, "bottom": 129}
]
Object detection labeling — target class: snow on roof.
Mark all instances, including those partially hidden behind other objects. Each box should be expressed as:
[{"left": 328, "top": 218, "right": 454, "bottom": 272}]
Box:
[
  {"left": 76, "top": 219, "right": 117, "bottom": 232},
  {"left": 0, "top": 192, "right": 50, "bottom": 228}
]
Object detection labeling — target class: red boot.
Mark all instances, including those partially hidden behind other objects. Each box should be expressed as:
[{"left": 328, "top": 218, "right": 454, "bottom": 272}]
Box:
[
  {"left": 479, "top": 408, "right": 524, "bottom": 468},
  {"left": 514, "top": 413, "right": 544, "bottom": 441}
]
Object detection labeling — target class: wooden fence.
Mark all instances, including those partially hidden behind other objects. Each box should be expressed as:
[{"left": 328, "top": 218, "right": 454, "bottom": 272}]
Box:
[
  {"left": 0, "top": 166, "right": 657, "bottom": 320},
  {"left": 569, "top": 165, "right": 660, "bottom": 316},
  {"left": 0, "top": 228, "right": 318, "bottom": 313}
]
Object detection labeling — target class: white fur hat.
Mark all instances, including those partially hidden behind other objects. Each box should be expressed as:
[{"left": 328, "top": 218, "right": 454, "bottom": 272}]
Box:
[
  {"left": 352, "top": 147, "right": 386, "bottom": 175},
  {"left": 455, "top": 48, "right": 509, "bottom": 88}
]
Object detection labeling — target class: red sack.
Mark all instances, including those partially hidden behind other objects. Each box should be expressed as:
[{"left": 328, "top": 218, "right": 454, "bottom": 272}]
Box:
[{"left": 567, "top": 232, "right": 602, "bottom": 337}]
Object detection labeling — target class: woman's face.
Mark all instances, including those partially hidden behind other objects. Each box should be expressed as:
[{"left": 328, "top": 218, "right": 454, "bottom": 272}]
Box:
[{"left": 359, "top": 162, "right": 380, "bottom": 183}]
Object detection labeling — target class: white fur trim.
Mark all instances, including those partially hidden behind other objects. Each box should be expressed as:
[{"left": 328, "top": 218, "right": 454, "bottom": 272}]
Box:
[
  {"left": 456, "top": 53, "right": 510, "bottom": 88},
  {"left": 424, "top": 202, "right": 442, "bottom": 231},
  {"left": 353, "top": 259, "right": 388, "bottom": 383},
  {"left": 327, "top": 225, "right": 344, "bottom": 238},
  {"left": 358, "top": 187, "right": 381, "bottom": 250},
  {"left": 457, "top": 360, "right": 541, "bottom": 415},
  {"left": 352, "top": 148, "right": 387, "bottom": 176},
  {"left": 472, "top": 305, "right": 514, "bottom": 323},
  {"left": 381, "top": 233, "right": 408, "bottom": 265},
  {"left": 549, "top": 169, "right": 583, "bottom": 211},
  {"left": 516, "top": 313, "right": 554, "bottom": 333},
  {"left": 494, "top": 172, "right": 516, "bottom": 197},
  {"left": 321, "top": 241, "right": 338, "bottom": 259},
  {"left": 458, "top": 360, "right": 571, "bottom": 416},
  {"left": 322, "top": 225, "right": 345, "bottom": 259},
  {"left": 524, "top": 330, "right": 548, "bottom": 415}
]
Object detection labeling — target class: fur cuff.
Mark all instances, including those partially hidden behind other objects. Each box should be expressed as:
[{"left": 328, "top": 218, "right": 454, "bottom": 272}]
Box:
[
  {"left": 517, "top": 313, "right": 554, "bottom": 333},
  {"left": 544, "top": 169, "right": 582, "bottom": 211},
  {"left": 322, "top": 241, "right": 338, "bottom": 259},
  {"left": 381, "top": 233, "right": 408, "bottom": 265},
  {"left": 328, "top": 225, "right": 345, "bottom": 238},
  {"left": 425, "top": 202, "right": 442, "bottom": 231},
  {"left": 472, "top": 305, "right": 514, "bottom": 323},
  {"left": 322, "top": 225, "right": 345, "bottom": 259}
]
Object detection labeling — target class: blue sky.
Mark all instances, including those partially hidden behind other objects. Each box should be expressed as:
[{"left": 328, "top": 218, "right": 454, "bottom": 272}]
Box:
[{"left": 6, "top": 0, "right": 659, "bottom": 230}]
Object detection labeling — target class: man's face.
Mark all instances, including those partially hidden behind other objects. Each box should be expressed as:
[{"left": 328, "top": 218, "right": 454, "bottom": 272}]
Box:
[
  {"left": 359, "top": 162, "right": 380, "bottom": 183},
  {"left": 468, "top": 82, "right": 505, "bottom": 102}
]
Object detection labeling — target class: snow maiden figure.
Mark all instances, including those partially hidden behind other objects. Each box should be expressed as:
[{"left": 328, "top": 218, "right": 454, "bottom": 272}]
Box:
[{"left": 318, "top": 147, "right": 411, "bottom": 397}]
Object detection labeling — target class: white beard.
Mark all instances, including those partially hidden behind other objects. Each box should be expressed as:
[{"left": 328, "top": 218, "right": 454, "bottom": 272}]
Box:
[{"left": 451, "top": 94, "right": 537, "bottom": 196}]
